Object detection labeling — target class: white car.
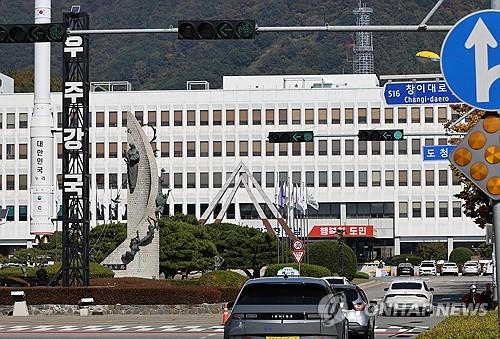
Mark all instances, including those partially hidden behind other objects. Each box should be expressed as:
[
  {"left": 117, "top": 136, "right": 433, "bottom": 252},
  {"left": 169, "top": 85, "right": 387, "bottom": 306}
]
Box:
[
  {"left": 322, "top": 276, "right": 351, "bottom": 285},
  {"left": 462, "top": 261, "right": 481, "bottom": 276},
  {"left": 481, "top": 260, "right": 494, "bottom": 275},
  {"left": 441, "top": 262, "right": 459, "bottom": 276},
  {"left": 419, "top": 261, "right": 437, "bottom": 276},
  {"left": 382, "top": 279, "right": 434, "bottom": 316}
]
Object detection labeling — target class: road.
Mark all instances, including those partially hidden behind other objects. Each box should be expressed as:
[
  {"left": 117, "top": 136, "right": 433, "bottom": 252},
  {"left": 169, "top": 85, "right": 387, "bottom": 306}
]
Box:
[{"left": 0, "top": 275, "right": 493, "bottom": 338}]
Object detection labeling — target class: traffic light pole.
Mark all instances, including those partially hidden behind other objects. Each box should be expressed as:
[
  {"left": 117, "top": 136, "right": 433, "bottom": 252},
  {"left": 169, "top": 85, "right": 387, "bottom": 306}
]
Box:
[
  {"left": 314, "top": 132, "right": 467, "bottom": 138},
  {"left": 69, "top": 24, "right": 452, "bottom": 36}
]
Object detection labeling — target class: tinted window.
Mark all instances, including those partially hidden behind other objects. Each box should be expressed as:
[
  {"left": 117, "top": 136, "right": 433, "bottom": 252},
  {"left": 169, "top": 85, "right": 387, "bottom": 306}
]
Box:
[
  {"left": 391, "top": 282, "right": 422, "bottom": 290},
  {"left": 334, "top": 288, "right": 359, "bottom": 303},
  {"left": 237, "top": 283, "right": 328, "bottom": 305},
  {"left": 420, "top": 263, "right": 434, "bottom": 267},
  {"left": 443, "top": 263, "right": 456, "bottom": 267},
  {"left": 398, "top": 263, "right": 413, "bottom": 267}
]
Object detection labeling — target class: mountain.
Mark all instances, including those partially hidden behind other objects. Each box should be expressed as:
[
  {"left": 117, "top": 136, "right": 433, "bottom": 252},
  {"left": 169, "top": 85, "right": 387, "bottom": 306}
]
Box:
[{"left": 0, "top": 0, "right": 489, "bottom": 91}]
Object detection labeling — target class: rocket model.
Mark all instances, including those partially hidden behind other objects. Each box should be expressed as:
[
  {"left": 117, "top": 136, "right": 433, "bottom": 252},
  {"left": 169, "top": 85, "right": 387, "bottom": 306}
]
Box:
[{"left": 30, "top": 0, "right": 55, "bottom": 235}]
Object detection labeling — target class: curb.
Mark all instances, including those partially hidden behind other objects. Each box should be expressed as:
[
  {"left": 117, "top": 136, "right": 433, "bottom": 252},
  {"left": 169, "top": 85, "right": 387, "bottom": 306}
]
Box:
[{"left": 356, "top": 279, "right": 384, "bottom": 289}]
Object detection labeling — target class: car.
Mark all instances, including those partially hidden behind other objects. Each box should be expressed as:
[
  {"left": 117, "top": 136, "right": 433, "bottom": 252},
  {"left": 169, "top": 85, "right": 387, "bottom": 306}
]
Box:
[
  {"left": 419, "top": 261, "right": 437, "bottom": 276},
  {"left": 481, "top": 260, "right": 494, "bottom": 275},
  {"left": 224, "top": 276, "right": 349, "bottom": 339},
  {"left": 382, "top": 279, "right": 434, "bottom": 316},
  {"left": 332, "top": 284, "right": 376, "bottom": 339},
  {"left": 323, "top": 276, "right": 352, "bottom": 285},
  {"left": 441, "top": 262, "right": 459, "bottom": 276},
  {"left": 462, "top": 261, "right": 481, "bottom": 276},
  {"left": 397, "top": 263, "right": 414, "bottom": 276}
]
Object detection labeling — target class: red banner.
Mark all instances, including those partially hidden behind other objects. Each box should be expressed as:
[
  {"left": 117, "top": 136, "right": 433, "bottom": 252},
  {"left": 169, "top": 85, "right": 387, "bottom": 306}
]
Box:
[{"left": 308, "top": 225, "right": 374, "bottom": 238}]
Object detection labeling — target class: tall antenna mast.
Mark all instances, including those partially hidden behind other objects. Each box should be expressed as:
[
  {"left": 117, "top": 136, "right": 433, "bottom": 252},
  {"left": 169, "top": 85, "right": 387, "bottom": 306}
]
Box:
[{"left": 353, "top": 0, "right": 374, "bottom": 74}]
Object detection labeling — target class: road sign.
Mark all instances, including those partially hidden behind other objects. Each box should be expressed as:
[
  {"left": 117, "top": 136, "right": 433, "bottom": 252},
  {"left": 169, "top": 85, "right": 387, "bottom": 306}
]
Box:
[
  {"left": 423, "top": 145, "right": 457, "bottom": 161},
  {"left": 292, "top": 250, "right": 304, "bottom": 264},
  {"left": 449, "top": 112, "right": 499, "bottom": 200},
  {"left": 441, "top": 10, "right": 500, "bottom": 110},
  {"left": 268, "top": 131, "right": 314, "bottom": 143},
  {"left": 292, "top": 240, "right": 304, "bottom": 251},
  {"left": 383, "top": 81, "right": 460, "bottom": 106},
  {"left": 358, "top": 129, "right": 404, "bottom": 141}
]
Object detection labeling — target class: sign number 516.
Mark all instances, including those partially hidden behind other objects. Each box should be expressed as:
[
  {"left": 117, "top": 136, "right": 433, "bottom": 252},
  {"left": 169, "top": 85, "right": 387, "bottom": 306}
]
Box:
[{"left": 387, "top": 90, "right": 400, "bottom": 98}]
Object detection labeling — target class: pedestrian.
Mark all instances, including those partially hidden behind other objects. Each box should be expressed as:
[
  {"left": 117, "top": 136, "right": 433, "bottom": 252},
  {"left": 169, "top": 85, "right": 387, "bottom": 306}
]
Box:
[
  {"left": 480, "top": 283, "right": 493, "bottom": 310},
  {"left": 462, "top": 284, "right": 481, "bottom": 309}
]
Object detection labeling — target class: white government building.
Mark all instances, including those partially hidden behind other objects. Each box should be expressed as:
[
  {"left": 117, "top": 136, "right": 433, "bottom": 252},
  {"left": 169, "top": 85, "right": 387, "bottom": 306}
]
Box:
[{"left": 0, "top": 73, "right": 485, "bottom": 259}]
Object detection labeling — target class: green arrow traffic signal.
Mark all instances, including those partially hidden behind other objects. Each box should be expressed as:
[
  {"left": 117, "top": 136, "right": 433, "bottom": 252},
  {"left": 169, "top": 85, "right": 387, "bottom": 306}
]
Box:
[
  {"left": 358, "top": 129, "right": 404, "bottom": 141},
  {"left": 268, "top": 131, "right": 314, "bottom": 143},
  {"left": 178, "top": 20, "right": 256, "bottom": 40},
  {"left": 0, "top": 23, "right": 66, "bottom": 43}
]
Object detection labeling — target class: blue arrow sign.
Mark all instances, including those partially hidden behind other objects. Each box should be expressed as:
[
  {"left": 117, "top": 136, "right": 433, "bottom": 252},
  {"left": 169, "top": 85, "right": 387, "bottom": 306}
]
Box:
[
  {"left": 383, "top": 81, "right": 460, "bottom": 106},
  {"left": 423, "top": 145, "right": 457, "bottom": 161},
  {"left": 441, "top": 10, "right": 500, "bottom": 110}
]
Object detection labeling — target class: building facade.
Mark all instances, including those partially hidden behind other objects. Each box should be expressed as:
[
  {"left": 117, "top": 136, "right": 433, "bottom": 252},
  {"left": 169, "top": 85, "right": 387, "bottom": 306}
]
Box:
[{"left": 0, "top": 74, "right": 485, "bottom": 258}]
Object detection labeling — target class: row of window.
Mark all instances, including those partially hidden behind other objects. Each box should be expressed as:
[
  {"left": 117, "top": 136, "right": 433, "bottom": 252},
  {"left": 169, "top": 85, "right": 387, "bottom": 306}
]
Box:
[
  {"left": 0, "top": 168, "right": 460, "bottom": 191},
  {"left": 0, "top": 106, "right": 457, "bottom": 130},
  {"left": 0, "top": 137, "right": 447, "bottom": 161},
  {"left": 399, "top": 201, "right": 462, "bottom": 218},
  {"left": 0, "top": 200, "right": 462, "bottom": 222}
]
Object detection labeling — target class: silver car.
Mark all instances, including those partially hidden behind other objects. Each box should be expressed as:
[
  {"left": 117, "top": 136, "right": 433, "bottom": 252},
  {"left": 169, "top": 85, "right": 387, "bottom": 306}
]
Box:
[
  {"left": 224, "top": 277, "right": 349, "bottom": 339},
  {"left": 332, "top": 284, "right": 376, "bottom": 339}
]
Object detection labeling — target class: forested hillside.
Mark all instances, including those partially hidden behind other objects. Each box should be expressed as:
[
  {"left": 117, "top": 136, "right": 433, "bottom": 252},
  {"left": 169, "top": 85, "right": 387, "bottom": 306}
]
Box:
[{"left": 0, "top": 0, "right": 489, "bottom": 91}]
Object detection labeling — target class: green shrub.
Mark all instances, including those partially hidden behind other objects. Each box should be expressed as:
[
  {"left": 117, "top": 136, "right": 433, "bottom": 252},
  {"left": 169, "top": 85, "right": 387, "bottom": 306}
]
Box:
[
  {"left": 0, "top": 266, "right": 36, "bottom": 278},
  {"left": 44, "top": 262, "right": 114, "bottom": 279},
  {"left": 417, "top": 311, "right": 498, "bottom": 339},
  {"left": 389, "top": 254, "right": 423, "bottom": 266},
  {"left": 264, "top": 263, "right": 331, "bottom": 278},
  {"left": 354, "top": 271, "right": 369, "bottom": 279},
  {"left": 449, "top": 247, "right": 474, "bottom": 266},
  {"left": 199, "top": 270, "right": 247, "bottom": 288},
  {"left": 307, "top": 241, "right": 357, "bottom": 280},
  {"left": 167, "top": 279, "right": 201, "bottom": 286}
]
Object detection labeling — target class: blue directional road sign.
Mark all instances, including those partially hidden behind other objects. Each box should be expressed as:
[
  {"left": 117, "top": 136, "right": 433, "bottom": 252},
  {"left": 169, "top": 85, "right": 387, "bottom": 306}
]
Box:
[
  {"left": 441, "top": 10, "right": 500, "bottom": 110},
  {"left": 423, "top": 145, "right": 457, "bottom": 161},
  {"left": 383, "top": 81, "right": 460, "bottom": 106}
]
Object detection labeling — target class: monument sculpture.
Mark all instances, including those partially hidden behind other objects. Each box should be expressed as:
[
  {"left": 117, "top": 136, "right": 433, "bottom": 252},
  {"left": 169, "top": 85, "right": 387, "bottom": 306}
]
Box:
[{"left": 101, "top": 112, "right": 160, "bottom": 278}]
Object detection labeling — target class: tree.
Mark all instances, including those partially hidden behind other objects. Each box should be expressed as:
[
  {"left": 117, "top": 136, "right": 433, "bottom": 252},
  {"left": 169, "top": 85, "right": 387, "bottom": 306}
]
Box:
[
  {"left": 205, "top": 223, "right": 278, "bottom": 278},
  {"left": 5, "top": 68, "right": 62, "bottom": 93},
  {"left": 307, "top": 240, "right": 357, "bottom": 279},
  {"left": 416, "top": 242, "right": 447, "bottom": 260},
  {"left": 159, "top": 217, "right": 217, "bottom": 278},
  {"left": 89, "top": 222, "right": 127, "bottom": 263},
  {"left": 478, "top": 243, "right": 493, "bottom": 259},
  {"left": 449, "top": 247, "right": 474, "bottom": 266},
  {"left": 446, "top": 105, "right": 492, "bottom": 227}
]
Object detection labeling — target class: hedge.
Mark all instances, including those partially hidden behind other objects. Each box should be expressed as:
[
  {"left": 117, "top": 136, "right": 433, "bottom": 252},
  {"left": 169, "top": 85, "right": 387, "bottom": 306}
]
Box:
[
  {"left": 264, "top": 263, "right": 331, "bottom": 278},
  {"left": 199, "top": 270, "right": 247, "bottom": 288},
  {"left": 307, "top": 241, "right": 357, "bottom": 280},
  {"left": 388, "top": 254, "right": 424, "bottom": 266},
  {"left": 0, "top": 262, "right": 114, "bottom": 281},
  {"left": 417, "top": 311, "right": 499, "bottom": 339},
  {"left": 449, "top": 247, "right": 474, "bottom": 267},
  {"left": 0, "top": 285, "right": 240, "bottom": 305},
  {"left": 354, "top": 271, "right": 369, "bottom": 279}
]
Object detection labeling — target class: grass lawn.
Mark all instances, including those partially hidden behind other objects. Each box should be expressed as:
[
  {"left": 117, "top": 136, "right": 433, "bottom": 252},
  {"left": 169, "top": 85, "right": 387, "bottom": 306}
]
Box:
[{"left": 417, "top": 310, "right": 499, "bottom": 339}]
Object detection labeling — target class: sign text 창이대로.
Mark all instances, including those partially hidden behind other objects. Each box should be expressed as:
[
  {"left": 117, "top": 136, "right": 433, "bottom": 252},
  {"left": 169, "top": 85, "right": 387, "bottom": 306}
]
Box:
[
  {"left": 383, "top": 81, "right": 461, "bottom": 106},
  {"left": 423, "top": 145, "right": 457, "bottom": 161}
]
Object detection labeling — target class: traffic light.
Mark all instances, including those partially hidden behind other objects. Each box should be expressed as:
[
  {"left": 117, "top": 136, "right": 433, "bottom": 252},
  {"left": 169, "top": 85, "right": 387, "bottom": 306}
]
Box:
[
  {"left": 178, "top": 20, "right": 256, "bottom": 40},
  {"left": 0, "top": 23, "right": 66, "bottom": 43},
  {"left": 358, "top": 129, "right": 404, "bottom": 141},
  {"left": 268, "top": 131, "right": 314, "bottom": 143}
]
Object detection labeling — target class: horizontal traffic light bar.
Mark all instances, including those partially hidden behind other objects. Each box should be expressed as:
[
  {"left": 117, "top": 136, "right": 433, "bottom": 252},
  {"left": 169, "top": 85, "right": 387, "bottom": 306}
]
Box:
[
  {"left": 178, "top": 20, "right": 256, "bottom": 40},
  {"left": 0, "top": 23, "right": 66, "bottom": 43},
  {"left": 358, "top": 129, "right": 404, "bottom": 141},
  {"left": 268, "top": 131, "right": 314, "bottom": 143}
]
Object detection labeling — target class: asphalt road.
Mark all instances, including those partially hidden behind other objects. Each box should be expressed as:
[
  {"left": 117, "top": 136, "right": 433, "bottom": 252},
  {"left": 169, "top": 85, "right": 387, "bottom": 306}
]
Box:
[{"left": 0, "top": 275, "right": 494, "bottom": 339}]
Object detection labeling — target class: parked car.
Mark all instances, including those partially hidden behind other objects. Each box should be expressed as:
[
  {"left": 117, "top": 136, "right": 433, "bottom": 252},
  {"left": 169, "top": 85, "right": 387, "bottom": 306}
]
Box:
[
  {"left": 224, "top": 276, "right": 349, "bottom": 339},
  {"left": 382, "top": 279, "right": 434, "bottom": 316},
  {"left": 332, "top": 283, "right": 376, "bottom": 339},
  {"left": 323, "top": 276, "right": 352, "bottom": 285},
  {"left": 462, "top": 261, "right": 481, "bottom": 276},
  {"left": 419, "top": 261, "right": 437, "bottom": 276},
  {"left": 397, "top": 263, "right": 414, "bottom": 276},
  {"left": 441, "top": 262, "right": 459, "bottom": 276}
]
